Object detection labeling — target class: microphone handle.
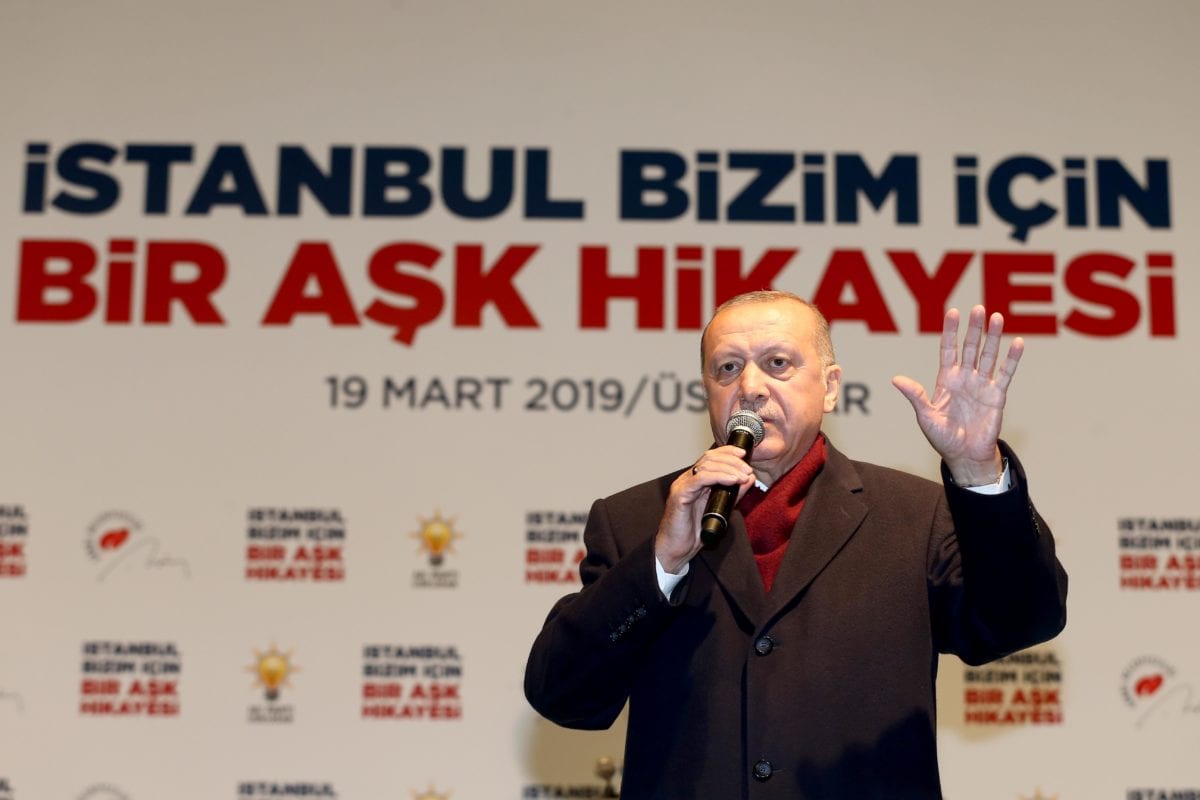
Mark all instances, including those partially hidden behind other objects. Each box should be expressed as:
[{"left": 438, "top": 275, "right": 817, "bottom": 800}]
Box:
[{"left": 699, "top": 428, "right": 756, "bottom": 546}]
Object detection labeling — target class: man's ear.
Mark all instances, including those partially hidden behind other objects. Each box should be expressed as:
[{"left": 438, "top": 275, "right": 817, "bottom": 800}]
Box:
[{"left": 822, "top": 364, "right": 842, "bottom": 413}]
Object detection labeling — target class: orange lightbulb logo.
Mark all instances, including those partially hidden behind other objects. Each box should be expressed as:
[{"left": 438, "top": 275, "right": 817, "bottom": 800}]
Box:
[
  {"left": 412, "top": 512, "right": 462, "bottom": 567},
  {"left": 248, "top": 645, "right": 297, "bottom": 701},
  {"left": 412, "top": 787, "right": 450, "bottom": 800}
]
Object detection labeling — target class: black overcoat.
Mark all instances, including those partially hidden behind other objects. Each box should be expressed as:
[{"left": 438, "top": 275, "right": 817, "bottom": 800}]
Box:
[{"left": 525, "top": 440, "right": 1067, "bottom": 799}]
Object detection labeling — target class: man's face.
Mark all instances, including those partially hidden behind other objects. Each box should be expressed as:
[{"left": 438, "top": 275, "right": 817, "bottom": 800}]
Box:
[{"left": 701, "top": 299, "right": 841, "bottom": 484}]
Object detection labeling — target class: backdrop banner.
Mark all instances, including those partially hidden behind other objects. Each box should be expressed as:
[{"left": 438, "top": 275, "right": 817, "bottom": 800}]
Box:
[{"left": 1, "top": 2, "right": 1197, "bottom": 798}]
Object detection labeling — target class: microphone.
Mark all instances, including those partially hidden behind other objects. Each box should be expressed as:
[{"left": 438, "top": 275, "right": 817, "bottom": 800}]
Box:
[{"left": 700, "top": 410, "right": 765, "bottom": 546}]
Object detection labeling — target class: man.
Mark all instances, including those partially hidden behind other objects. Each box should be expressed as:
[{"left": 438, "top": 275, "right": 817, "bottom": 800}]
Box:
[{"left": 525, "top": 291, "right": 1067, "bottom": 799}]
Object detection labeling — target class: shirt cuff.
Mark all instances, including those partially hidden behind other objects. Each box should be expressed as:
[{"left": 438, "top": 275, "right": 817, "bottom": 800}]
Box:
[
  {"left": 963, "top": 458, "right": 1011, "bottom": 495},
  {"left": 655, "top": 556, "right": 689, "bottom": 599}
]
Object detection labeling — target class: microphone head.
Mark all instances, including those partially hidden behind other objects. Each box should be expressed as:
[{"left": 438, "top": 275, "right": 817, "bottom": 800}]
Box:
[{"left": 725, "top": 410, "right": 765, "bottom": 446}]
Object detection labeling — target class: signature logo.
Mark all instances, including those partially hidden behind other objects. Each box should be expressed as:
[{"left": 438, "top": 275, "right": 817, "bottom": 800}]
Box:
[
  {"left": 85, "top": 512, "right": 190, "bottom": 582},
  {"left": 1121, "top": 656, "right": 1200, "bottom": 728},
  {"left": 78, "top": 786, "right": 131, "bottom": 800},
  {"left": 1135, "top": 682, "right": 1200, "bottom": 728}
]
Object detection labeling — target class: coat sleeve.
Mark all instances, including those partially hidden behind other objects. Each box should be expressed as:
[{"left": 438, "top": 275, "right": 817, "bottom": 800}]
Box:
[
  {"left": 523, "top": 494, "right": 683, "bottom": 729},
  {"left": 928, "top": 442, "right": 1068, "bottom": 665}
]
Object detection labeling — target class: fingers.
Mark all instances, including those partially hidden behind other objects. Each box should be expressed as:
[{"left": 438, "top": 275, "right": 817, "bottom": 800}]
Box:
[
  {"left": 939, "top": 308, "right": 960, "bottom": 369},
  {"left": 975, "top": 312, "right": 1004, "bottom": 377},
  {"left": 943, "top": 306, "right": 1015, "bottom": 381},
  {"left": 689, "top": 446, "right": 755, "bottom": 489},
  {"left": 661, "top": 446, "right": 757, "bottom": 565},
  {"left": 994, "top": 337, "right": 1024, "bottom": 391},
  {"left": 958, "top": 305, "right": 987, "bottom": 369},
  {"left": 734, "top": 480, "right": 756, "bottom": 504}
]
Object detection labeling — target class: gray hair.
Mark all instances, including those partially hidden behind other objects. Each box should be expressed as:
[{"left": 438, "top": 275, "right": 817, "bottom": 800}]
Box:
[{"left": 700, "top": 290, "right": 836, "bottom": 369}]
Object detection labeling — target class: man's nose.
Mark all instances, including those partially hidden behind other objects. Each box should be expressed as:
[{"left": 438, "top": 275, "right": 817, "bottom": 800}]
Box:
[{"left": 738, "top": 363, "right": 767, "bottom": 404}]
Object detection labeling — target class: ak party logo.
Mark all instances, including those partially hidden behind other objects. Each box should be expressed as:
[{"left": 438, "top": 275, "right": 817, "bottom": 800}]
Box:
[
  {"left": 410, "top": 510, "right": 462, "bottom": 588},
  {"left": 246, "top": 644, "right": 299, "bottom": 724}
]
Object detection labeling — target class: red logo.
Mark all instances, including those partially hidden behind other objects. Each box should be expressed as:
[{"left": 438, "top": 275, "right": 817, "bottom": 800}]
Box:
[
  {"left": 99, "top": 528, "right": 129, "bottom": 550},
  {"left": 1135, "top": 674, "right": 1165, "bottom": 697},
  {"left": 1121, "top": 656, "right": 1177, "bottom": 709}
]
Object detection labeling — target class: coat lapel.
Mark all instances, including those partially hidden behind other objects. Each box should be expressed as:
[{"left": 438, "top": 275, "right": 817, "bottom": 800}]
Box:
[
  {"left": 695, "top": 510, "right": 768, "bottom": 630},
  {"left": 762, "top": 443, "right": 867, "bottom": 624}
]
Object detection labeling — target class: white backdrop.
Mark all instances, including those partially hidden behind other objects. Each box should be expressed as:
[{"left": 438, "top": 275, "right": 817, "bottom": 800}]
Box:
[{"left": 1, "top": 1, "right": 1198, "bottom": 798}]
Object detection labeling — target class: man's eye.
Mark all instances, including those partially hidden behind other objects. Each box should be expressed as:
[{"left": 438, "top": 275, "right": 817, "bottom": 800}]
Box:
[
  {"left": 769, "top": 358, "right": 788, "bottom": 369},
  {"left": 719, "top": 362, "right": 739, "bottom": 374}
]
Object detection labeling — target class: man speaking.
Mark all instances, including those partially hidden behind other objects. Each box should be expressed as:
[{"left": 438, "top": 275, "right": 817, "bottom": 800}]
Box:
[{"left": 525, "top": 291, "right": 1067, "bottom": 799}]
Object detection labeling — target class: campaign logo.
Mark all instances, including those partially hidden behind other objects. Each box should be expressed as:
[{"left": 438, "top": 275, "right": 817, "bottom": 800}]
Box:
[
  {"left": 361, "top": 645, "right": 462, "bottom": 721},
  {"left": 0, "top": 505, "right": 28, "bottom": 578},
  {"left": 410, "top": 511, "right": 462, "bottom": 588},
  {"left": 245, "top": 507, "right": 345, "bottom": 582},
  {"left": 523, "top": 756, "right": 621, "bottom": 798},
  {"left": 1122, "top": 656, "right": 1200, "bottom": 728},
  {"left": 79, "top": 641, "right": 181, "bottom": 717},
  {"left": 237, "top": 783, "right": 336, "bottom": 798},
  {"left": 246, "top": 644, "right": 298, "bottom": 724},
  {"left": 963, "top": 647, "right": 1063, "bottom": 725},
  {"left": 85, "top": 511, "right": 190, "bottom": 582},
  {"left": 77, "top": 785, "right": 131, "bottom": 800},
  {"left": 1121, "top": 656, "right": 1175, "bottom": 710},
  {"left": 411, "top": 787, "right": 451, "bottom": 800},
  {"left": 1127, "top": 790, "right": 1200, "bottom": 800},
  {"left": 1118, "top": 517, "right": 1200, "bottom": 590},
  {"left": 525, "top": 510, "right": 587, "bottom": 585}
]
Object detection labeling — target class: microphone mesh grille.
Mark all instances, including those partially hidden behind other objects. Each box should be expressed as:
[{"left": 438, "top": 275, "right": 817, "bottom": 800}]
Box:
[{"left": 725, "top": 411, "right": 765, "bottom": 445}]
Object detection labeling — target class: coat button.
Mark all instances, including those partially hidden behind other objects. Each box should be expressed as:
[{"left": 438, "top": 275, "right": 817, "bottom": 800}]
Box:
[
  {"left": 753, "top": 758, "right": 773, "bottom": 781},
  {"left": 754, "top": 635, "right": 775, "bottom": 656}
]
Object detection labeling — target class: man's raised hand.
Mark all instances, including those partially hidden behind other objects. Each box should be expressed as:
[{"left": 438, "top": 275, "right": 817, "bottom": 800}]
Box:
[{"left": 891, "top": 305, "right": 1023, "bottom": 486}]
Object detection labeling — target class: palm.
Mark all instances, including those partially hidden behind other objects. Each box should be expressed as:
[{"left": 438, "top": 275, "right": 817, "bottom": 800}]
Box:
[{"left": 893, "top": 306, "right": 1023, "bottom": 479}]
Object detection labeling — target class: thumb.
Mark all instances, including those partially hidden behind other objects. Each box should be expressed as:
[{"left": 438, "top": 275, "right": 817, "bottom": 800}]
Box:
[{"left": 891, "top": 375, "right": 928, "bottom": 410}]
